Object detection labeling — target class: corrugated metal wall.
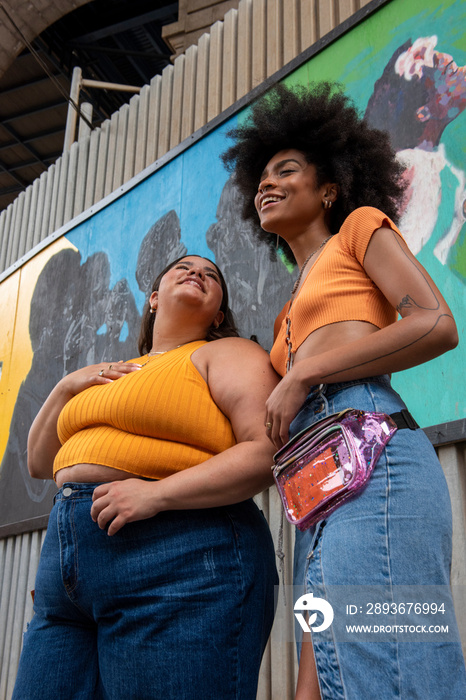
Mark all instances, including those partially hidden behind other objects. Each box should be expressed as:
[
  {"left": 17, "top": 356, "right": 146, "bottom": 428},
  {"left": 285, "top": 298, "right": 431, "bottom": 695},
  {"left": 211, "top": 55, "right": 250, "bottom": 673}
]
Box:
[
  {"left": 0, "top": 529, "right": 46, "bottom": 700},
  {"left": 0, "top": 0, "right": 464, "bottom": 697}
]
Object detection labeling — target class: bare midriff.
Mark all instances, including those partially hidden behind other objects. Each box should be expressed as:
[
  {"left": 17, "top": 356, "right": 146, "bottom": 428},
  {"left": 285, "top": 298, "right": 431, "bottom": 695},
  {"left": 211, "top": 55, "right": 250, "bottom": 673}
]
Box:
[
  {"left": 55, "top": 463, "right": 144, "bottom": 487},
  {"left": 292, "top": 319, "right": 379, "bottom": 365}
]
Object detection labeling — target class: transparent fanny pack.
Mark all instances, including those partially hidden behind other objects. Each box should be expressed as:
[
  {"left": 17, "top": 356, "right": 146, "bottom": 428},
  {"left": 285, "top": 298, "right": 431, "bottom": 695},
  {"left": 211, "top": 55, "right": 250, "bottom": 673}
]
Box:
[{"left": 272, "top": 409, "right": 399, "bottom": 531}]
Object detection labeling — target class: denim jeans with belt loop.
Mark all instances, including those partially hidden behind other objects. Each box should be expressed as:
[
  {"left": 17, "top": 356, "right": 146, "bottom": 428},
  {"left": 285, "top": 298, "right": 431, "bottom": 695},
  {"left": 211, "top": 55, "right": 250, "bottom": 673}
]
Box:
[
  {"left": 292, "top": 376, "right": 466, "bottom": 700},
  {"left": 13, "top": 489, "right": 278, "bottom": 700}
]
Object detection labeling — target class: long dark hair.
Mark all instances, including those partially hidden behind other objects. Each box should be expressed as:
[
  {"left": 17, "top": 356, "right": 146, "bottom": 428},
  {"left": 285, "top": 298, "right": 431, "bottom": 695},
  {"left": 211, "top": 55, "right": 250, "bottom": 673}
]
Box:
[{"left": 138, "top": 255, "right": 239, "bottom": 355}]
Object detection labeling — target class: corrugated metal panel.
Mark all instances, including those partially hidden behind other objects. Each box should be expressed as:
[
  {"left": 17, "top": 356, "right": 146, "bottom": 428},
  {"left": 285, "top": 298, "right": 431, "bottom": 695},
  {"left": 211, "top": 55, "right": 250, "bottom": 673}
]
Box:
[
  {"left": 181, "top": 45, "right": 198, "bottom": 140},
  {"left": 251, "top": 0, "right": 266, "bottom": 88},
  {"left": 94, "top": 119, "right": 110, "bottom": 204},
  {"left": 0, "top": 529, "right": 46, "bottom": 700},
  {"left": 84, "top": 128, "right": 102, "bottom": 212},
  {"left": 158, "top": 64, "right": 174, "bottom": 156},
  {"left": 53, "top": 149, "right": 69, "bottom": 232},
  {"left": 104, "top": 110, "right": 120, "bottom": 199},
  {"left": 0, "top": 206, "right": 12, "bottom": 271},
  {"left": 283, "top": 0, "right": 300, "bottom": 65},
  {"left": 31, "top": 172, "right": 47, "bottom": 249},
  {"left": 123, "top": 94, "right": 140, "bottom": 184},
  {"left": 221, "top": 10, "right": 238, "bottom": 110},
  {"left": 145, "top": 74, "right": 162, "bottom": 167},
  {"left": 24, "top": 178, "right": 39, "bottom": 253},
  {"left": 73, "top": 134, "right": 90, "bottom": 219},
  {"left": 112, "top": 104, "right": 129, "bottom": 192},
  {"left": 255, "top": 488, "right": 299, "bottom": 699},
  {"left": 236, "top": 0, "right": 253, "bottom": 97},
  {"left": 194, "top": 33, "right": 210, "bottom": 131},
  {"left": 64, "top": 140, "right": 80, "bottom": 223},
  {"left": 170, "top": 54, "right": 185, "bottom": 149},
  {"left": 318, "top": 0, "right": 337, "bottom": 35},
  {"left": 439, "top": 444, "right": 466, "bottom": 644},
  {"left": 208, "top": 22, "right": 224, "bottom": 121}
]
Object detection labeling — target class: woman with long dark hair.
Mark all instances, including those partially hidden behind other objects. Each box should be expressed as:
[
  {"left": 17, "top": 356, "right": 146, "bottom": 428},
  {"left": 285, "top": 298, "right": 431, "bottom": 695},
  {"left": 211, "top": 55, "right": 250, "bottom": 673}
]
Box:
[{"left": 13, "top": 255, "right": 278, "bottom": 700}]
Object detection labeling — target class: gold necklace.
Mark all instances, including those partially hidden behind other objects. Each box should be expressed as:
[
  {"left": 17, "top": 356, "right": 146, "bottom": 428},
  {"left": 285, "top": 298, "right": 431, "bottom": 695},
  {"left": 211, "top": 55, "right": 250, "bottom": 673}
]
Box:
[
  {"left": 140, "top": 342, "right": 190, "bottom": 367},
  {"left": 291, "top": 236, "right": 332, "bottom": 294}
]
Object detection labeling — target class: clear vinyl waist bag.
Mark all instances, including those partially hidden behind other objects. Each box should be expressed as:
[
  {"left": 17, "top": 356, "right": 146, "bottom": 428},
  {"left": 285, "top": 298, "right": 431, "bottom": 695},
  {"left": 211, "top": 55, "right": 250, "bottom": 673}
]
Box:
[{"left": 272, "top": 407, "right": 418, "bottom": 531}]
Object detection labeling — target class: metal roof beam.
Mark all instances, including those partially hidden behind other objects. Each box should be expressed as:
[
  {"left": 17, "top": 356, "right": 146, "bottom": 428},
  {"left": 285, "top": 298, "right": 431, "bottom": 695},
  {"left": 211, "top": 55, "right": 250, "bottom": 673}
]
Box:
[
  {"left": 72, "top": 5, "right": 178, "bottom": 44},
  {"left": 1, "top": 99, "right": 66, "bottom": 124},
  {"left": 68, "top": 43, "right": 170, "bottom": 60},
  {"left": 0, "top": 159, "right": 29, "bottom": 187},
  {"left": 0, "top": 125, "right": 65, "bottom": 152},
  {"left": 0, "top": 122, "right": 50, "bottom": 168},
  {"left": 0, "top": 184, "right": 24, "bottom": 197},
  {"left": 0, "top": 153, "right": 58, "bottom": 172},
  {"left": 112, "top": 35, "right": 152, "bottom": 84},
  {"left": 0, "top": 73, "right": 64, "bottom": 97}
]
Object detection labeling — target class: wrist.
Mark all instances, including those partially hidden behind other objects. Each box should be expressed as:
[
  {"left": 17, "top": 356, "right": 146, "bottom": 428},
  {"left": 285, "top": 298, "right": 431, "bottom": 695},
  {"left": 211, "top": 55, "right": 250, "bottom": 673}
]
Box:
[
  {"left": 291, "top": 359, "right": 316, "bottom": 394},
  {"left": 150, "top": 477, "right": 173, "bottom": 512},
  {"left": 55, "top": 379, "right": 76, "bottom": 401}
]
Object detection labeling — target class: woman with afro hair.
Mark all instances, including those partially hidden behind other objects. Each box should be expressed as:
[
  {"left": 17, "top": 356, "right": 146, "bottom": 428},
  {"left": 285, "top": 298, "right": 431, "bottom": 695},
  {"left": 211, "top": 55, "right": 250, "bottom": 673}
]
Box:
[{"left": 223, "top": 82, "right": 466, "bottom": 700}]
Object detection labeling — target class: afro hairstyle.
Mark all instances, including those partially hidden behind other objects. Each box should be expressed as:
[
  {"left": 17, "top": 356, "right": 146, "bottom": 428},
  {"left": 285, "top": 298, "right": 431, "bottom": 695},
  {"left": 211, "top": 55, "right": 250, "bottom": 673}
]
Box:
[{"left": 222, "top": 82, "right": 406, "bottom": 263}]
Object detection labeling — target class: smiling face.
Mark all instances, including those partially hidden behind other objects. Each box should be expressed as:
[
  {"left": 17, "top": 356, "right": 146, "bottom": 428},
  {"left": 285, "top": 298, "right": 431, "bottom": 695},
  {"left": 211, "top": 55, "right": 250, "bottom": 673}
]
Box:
[
  {"left": 254, "top": 149, "right": 334, "bottom": 240},
  {"left": 150, "top": 256, "right": 224, "bottom": 328}
]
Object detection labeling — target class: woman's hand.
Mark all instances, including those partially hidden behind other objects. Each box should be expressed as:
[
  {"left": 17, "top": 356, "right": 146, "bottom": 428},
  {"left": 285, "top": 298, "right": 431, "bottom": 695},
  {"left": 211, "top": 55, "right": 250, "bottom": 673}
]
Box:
[
  {"left": 60, "top": 360, "right": 141, "bottom": 397},
  {"left": 91, "top": 479, "right": 161, "bottom": 536},
  {"left": 28, "top": 360, "right": 141, "bottom": 480},
  {"left": 265, "top": 363, "right": 311, "bottom": 449}
]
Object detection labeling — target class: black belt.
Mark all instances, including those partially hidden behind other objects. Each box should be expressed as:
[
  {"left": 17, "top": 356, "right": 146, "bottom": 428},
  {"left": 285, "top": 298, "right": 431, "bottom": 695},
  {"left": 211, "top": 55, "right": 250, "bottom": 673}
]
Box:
[{"left": 390, "top": 409, "right": 419, "bottom": 431}]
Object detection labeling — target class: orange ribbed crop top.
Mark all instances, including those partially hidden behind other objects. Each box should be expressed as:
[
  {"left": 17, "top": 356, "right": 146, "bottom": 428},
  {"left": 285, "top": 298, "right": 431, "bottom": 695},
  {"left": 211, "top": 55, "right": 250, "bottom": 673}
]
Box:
[
  {"left": 270, "top": 207, "right": 404, "bottom": 376},
  {"left": 54, "top": 341, "right": 236, "bottom": 480}
]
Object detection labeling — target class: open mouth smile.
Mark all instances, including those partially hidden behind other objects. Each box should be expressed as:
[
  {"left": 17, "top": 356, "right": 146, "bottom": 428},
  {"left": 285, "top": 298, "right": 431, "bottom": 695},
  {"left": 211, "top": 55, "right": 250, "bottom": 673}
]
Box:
[
  {"left": 183, "top": 278, "right": 205, "bottom": 292},
  {"left": 260, "top": 194, "right": 284, "bottom": 211}
]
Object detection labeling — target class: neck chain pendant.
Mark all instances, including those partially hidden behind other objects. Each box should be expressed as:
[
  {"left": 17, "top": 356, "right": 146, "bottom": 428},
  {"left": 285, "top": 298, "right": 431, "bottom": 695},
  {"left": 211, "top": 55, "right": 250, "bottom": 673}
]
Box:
[
  {"left": 291, "top": 235, "right": 332, "bottom": 295},
  {"left": 285, "top": 316, "right": 294, "bottom": 372}
]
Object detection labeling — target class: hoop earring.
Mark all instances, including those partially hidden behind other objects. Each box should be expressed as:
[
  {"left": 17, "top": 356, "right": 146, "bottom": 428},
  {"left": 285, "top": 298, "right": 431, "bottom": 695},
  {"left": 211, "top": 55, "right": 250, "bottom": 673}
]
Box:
[{"left": 323, "top": 199, "right": 332, "bottom": 210}]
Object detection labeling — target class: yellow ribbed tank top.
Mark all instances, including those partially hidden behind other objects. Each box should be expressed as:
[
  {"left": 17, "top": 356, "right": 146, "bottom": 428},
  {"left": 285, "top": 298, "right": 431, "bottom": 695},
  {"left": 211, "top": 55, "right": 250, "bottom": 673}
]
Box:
[{"left": 54, "top": 341, "right": 236, "bottom": 480}]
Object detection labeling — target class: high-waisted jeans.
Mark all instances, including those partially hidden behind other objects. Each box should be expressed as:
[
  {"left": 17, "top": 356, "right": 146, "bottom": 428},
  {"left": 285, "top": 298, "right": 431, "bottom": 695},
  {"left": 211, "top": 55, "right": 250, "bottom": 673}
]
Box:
[
  {"left": 13, "top": 486, "right": 278, "bottom": 700},
  {"left": 292, "top": 376, "right": 466, "bottom": 700}
]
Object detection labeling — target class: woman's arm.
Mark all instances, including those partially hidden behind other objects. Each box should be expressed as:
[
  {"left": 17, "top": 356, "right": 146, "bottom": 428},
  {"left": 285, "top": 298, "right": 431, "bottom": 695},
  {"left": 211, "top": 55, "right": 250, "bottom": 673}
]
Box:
[
  {"left": 265, "top": 227, "right": 458, "bottom": 447},
  {"left": 91, "top": 339, "right": 280, "bottom": 535},
  {"left": 27, "top": 362, "right": 142, "bottom": 479}
]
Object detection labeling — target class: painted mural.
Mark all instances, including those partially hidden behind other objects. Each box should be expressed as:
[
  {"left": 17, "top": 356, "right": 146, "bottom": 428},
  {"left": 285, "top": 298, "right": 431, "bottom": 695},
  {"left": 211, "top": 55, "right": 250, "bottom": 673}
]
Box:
[{"left": 0, "top": 0, "right": 464, "bottom": 528}]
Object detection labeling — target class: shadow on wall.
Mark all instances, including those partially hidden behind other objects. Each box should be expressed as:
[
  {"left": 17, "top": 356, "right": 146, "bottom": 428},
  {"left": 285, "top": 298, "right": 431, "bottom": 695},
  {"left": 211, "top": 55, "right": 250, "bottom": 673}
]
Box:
[
  {"left": 207, "top": 175, "right": 293, "bottom": 350},
  {"left": 0, "top": 210, "right": 187, "bottom": 528}
]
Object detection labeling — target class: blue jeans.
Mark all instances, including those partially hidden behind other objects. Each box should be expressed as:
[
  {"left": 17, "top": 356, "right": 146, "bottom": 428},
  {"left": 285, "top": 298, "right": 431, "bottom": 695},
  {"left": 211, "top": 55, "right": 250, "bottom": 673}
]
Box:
[
  {"left": 13, "top": 485, "right": 278, "bottom": 700},
  {"left": 292, "top": 377, "right": 466, "bottom": 700}
]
